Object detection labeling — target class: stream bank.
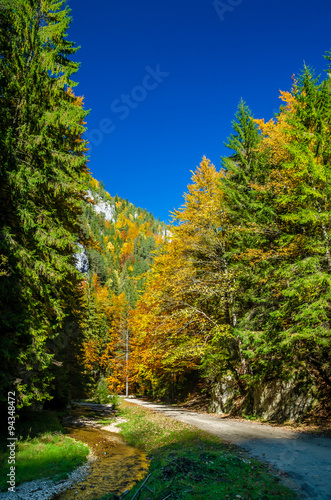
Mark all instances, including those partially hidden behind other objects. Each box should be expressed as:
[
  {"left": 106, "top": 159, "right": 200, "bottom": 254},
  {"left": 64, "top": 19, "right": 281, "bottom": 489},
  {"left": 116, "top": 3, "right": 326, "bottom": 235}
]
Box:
[
  {"left": 54, "top": 402, "right": 149, "bottom": 499},
  {"left": 0, "top": 403, "right": 149, "bottom": 500}
]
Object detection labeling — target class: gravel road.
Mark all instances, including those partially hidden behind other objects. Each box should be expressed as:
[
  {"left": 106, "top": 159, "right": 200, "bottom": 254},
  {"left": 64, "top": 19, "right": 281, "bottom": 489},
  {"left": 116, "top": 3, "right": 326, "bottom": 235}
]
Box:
[{"left": 125, "top": 398, "right": 331, "bottom": 500}]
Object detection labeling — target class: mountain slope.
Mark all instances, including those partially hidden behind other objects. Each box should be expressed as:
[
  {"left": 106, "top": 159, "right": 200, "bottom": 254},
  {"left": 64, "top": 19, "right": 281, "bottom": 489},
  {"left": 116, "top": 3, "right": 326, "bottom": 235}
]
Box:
[{"left": 74, "top": 176, "right": 166, "bottom": 395}]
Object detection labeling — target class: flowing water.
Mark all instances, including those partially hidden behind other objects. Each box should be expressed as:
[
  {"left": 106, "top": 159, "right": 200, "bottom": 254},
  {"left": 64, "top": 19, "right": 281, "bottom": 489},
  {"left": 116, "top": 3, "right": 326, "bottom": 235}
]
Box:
[{"left": 54, "top": 403, "right": 149, "bottom": 499}]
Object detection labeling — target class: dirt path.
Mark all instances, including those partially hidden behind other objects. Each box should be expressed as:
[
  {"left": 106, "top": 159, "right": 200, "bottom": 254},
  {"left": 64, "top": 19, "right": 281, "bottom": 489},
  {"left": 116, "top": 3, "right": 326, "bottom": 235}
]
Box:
[{"left": 125, "top": 398, "right": 331, "bottom": 499}]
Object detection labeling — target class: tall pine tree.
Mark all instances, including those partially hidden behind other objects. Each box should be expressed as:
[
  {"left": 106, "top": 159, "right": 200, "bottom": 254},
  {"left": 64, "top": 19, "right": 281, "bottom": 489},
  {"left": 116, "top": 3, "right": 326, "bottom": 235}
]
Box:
[
  {"left": 261, "top": 68, "right": 331, "bottom": 389},
  {"left": 0, "top": 0, "right": 89, "bottom": 408}
]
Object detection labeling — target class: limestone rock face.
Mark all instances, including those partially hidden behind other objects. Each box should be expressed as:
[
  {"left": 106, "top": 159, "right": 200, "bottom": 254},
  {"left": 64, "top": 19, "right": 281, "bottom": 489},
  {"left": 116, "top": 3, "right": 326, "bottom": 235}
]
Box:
[
  {"left": 210, "top": 375, "right": 315, "bottom": 421},
  {"left": 74, "top": 243, "right": 89, "bottom": 274},
  {"left": 73, "top": 190, "right": 116, "bottom": 274},
  {"left": 250, "top": 379, "right": 314, "bottom": 421},
  {"left": 87, "top": 190, "right": 115, "bottom": 222},
  {"left": 210, "top": 375, "right": 238, "bottom": 414}
]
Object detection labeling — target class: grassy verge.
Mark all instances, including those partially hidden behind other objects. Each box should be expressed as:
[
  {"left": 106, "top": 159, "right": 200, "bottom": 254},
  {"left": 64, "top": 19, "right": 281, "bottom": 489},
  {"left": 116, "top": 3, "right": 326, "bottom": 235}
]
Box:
[
  {"left": 105, "top": 401, "right": 297, "bottom": 499},
  {"left": 0, "top": 410, "right": 89, "bottom": 491}
]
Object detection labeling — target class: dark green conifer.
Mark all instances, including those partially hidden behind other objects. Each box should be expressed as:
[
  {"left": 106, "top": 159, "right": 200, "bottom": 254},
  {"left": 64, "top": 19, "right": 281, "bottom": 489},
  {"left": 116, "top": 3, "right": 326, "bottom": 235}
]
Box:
[
  {"left": 0, "top": 0, "right": 89, "bottom": 407},
  {"left": 263, "top": 67, "right": 331, "bottom": 388}
]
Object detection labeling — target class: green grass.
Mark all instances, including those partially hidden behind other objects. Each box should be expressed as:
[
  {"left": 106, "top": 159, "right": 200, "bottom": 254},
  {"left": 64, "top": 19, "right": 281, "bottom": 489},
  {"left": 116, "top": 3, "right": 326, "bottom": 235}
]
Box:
[
  {"left": 97, "top": 418, "right": 112, "bottom": 425},
  {"left": 0, "top": 410, "right": 89, "bottom": 492},
  {"left": 242, "top": 414, "right": 259, "bottom": 421},
  {"left": 102, "top": 401, "right": 297, "bottom": 500}
]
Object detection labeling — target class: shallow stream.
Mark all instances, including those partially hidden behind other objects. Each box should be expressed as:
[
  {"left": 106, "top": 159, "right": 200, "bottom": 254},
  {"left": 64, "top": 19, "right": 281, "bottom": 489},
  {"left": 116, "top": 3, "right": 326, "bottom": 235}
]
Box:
[{"left": 54, "top": 403, "right": 149, "bottom": 499}]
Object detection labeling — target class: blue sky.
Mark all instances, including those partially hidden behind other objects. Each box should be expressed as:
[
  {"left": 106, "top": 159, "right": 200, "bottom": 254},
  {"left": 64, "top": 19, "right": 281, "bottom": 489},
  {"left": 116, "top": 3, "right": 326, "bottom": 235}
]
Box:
[{"left": 68, "top": 0, "right": 331, "bottom": 222}]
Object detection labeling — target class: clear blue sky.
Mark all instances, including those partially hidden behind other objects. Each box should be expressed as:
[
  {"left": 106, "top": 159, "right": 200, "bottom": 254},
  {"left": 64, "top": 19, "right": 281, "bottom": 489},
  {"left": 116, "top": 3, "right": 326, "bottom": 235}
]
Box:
[{"left": 67, "top": 0, "right": 331, "bottom": 222}]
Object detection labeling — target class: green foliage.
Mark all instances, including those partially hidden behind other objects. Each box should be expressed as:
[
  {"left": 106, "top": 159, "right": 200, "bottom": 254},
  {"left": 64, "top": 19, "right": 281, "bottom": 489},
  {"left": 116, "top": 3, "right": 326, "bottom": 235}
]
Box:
[
  {"left": 1, "top": 0, "right": 329, "bottom": 424},
  {"left": 93, "top": 377, "right": 110, "bottom": 404},
  {"left": 91, "top": 377, "right": 121, "bottom": 408},
  {"left": 0, "top": 0, "right": 89, "bottom": 408},
  {"left": 108, "top": 393, "right": 121, "bottom": 410},
  {"left": 82, "top": 176, "right": 166, "bottom": 306},
  {"left": 130, "top": 54, "right": 331, "bottom": 417},
  {"left": 224, "top": 64, "right": 331, "bottom": 406}
]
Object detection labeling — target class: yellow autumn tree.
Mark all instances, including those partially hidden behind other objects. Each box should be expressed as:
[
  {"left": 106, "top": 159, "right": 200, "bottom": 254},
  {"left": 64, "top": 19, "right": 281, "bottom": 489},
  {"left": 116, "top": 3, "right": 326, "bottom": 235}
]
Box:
[{"left": 130, "top": 157, "right": 235, "bottom": 399}]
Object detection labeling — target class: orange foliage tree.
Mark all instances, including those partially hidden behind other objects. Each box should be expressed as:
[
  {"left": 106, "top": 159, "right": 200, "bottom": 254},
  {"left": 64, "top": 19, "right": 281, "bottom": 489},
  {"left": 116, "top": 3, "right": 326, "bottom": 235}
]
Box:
[{"left": 129, "top": 158, "right": 235, "bottom": 398}]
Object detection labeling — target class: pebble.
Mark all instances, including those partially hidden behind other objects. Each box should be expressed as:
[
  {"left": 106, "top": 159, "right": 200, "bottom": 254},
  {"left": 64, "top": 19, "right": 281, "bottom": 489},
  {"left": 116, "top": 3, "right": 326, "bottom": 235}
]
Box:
[{"left": 0, "top": 458, "right": 94, "bottom": 500}]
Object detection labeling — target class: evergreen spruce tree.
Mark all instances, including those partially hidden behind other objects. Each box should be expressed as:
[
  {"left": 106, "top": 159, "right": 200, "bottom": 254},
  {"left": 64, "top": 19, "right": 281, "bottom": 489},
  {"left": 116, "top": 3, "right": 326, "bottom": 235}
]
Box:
[
  {"left": 222, "top": 99, "right": 261, "bottom": 220},
  {"left": 0, "top": 0, "right": 89, "bottom": 407},
  {"left": 262, "top": 67, "right": 331, "bottom": 388},
  {"left": 219, "top": 101, "right": 269, "bottom": 378}
]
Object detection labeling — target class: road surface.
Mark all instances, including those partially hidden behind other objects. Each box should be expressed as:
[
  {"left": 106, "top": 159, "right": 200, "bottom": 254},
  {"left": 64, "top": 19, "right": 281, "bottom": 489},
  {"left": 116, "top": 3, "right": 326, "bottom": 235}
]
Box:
[{"left": 125, "top": 398, "right": 331, "bottom": 499}]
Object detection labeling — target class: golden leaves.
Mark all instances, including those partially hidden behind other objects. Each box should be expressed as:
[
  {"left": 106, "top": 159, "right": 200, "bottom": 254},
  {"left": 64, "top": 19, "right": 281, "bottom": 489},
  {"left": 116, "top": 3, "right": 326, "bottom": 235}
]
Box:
[
  {"left": 129, "top": 157, "right": 233, "bottom": 388},
  {"left": 254, "top": 88, "right": 298, "bottom": 167}
]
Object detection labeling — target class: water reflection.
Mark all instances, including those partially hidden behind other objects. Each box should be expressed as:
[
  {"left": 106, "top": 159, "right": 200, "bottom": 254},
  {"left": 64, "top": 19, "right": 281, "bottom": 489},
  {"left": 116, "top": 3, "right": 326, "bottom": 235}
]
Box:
[{"left": 55, "top": 406, "right": 149, "bottom": 499}]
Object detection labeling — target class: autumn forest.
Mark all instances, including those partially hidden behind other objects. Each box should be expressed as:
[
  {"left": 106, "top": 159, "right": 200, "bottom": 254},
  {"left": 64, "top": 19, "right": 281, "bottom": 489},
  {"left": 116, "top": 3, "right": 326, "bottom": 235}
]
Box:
[{"left": 1, "top": 0, "right": 331, "bottom": 422}]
